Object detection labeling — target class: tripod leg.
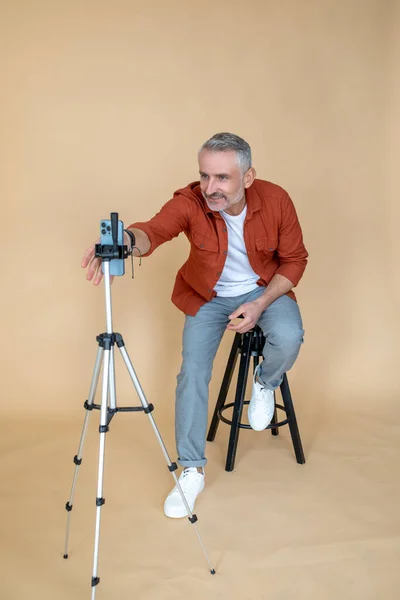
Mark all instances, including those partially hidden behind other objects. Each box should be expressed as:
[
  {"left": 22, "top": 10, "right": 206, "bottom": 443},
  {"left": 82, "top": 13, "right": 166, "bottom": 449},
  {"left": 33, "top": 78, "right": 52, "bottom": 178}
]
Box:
[
  {"left": 108, "top": 346, "right": 117, "bottom": 411},
  {"left": 64, "top": 345, "right": 104, "bottom": 559},
  {"left": 116, "top": 337, "right": 215, "bottom": 575},
  {"left": 91, "top": 346, "right": 112, "bottom": 599}
]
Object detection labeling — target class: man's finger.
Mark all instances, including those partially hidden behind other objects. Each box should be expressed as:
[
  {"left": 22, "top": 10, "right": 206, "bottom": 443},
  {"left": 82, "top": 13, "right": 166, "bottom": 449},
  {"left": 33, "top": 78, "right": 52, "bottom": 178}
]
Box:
[
  {"left": 228, "top": 306, "right": 245, "bottom": 320},
  {"left": 227, "top": 317, "right": 253, "bottom": 333},
  {"left": 228, "top": 324, "right": 247, "bottom": 333},
  {"left": 86, "top": 256, "right": 100, "bottom": 280},
  {"left": 93, "top": 263, "right": 103, "bottom": 286},
  {"left": 82, "top": 238, "right": 100, "bottom": 268},
  {"left": 81, "top": 244, "right": 96, "bottom": 268},
  {"left": 226, "top": 321, "right": 249, "bottom": 333}
]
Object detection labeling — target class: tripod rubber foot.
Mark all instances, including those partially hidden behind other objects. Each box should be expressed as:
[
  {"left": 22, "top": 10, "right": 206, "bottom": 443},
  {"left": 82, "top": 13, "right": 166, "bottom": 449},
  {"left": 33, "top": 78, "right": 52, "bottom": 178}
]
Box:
[
  {"left": 63, "top": 554, "right": 68, "bottom": 559},
  {"left": 210, "top": 569, "right": 216, "bottom": 575}
]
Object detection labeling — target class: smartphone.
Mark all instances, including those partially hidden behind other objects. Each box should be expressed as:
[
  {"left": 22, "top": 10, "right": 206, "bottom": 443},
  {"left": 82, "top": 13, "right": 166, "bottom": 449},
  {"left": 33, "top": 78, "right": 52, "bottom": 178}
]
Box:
[{"left": 100, "top": 218, "right": 125, "bottom": 276}]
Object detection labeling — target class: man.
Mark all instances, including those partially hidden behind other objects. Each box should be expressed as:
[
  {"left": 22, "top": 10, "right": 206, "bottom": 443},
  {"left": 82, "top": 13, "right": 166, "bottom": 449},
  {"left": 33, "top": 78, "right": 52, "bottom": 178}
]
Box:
[{"left": 82, "top": 132, "right": 308, "bottom": 519}]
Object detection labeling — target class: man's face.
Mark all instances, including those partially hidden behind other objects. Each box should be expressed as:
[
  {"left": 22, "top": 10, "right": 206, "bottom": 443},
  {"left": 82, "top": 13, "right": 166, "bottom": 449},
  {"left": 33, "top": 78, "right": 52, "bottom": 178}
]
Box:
[{"left": 198, "top": 150, "right": 249, "bottom": 212}]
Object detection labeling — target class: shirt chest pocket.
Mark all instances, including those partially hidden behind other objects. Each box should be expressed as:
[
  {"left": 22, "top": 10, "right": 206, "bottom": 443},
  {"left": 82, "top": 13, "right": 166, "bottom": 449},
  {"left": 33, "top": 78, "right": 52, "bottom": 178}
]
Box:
[
  {"left": 191, "top": 228, "right": 219, "bottom": 253},
  {"left": 256, "top": 238, "right": 278, "bottom": 254}
]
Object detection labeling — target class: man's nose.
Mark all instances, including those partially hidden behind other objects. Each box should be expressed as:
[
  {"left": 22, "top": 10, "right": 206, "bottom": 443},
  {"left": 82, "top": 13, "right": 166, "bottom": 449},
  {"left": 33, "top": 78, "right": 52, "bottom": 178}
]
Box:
[{"left": 206, "top": 178, "right": 217, "bottom": 195}]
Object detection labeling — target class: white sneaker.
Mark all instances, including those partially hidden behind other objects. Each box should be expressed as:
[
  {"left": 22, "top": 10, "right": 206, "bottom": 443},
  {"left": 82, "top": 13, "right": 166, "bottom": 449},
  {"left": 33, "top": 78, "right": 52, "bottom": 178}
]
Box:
[
  {"left": 248, "top": 365, "right": 275, "bottom": 431},
  {"left": 164, "top": 467, "right": 205, "bottom": 518}
]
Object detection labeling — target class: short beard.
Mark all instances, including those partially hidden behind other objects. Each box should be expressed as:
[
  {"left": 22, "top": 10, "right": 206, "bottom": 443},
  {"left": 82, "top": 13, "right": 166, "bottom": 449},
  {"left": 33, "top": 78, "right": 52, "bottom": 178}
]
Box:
[{"left": 202, "top": 186, "right": 245, "bottom": 212}]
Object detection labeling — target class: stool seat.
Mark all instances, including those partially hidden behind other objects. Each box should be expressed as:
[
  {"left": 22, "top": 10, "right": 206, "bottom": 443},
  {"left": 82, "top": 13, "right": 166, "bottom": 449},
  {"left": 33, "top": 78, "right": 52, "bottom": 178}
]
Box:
[{"left": 207, "top": 325, "right": 305, "bottom": 471}]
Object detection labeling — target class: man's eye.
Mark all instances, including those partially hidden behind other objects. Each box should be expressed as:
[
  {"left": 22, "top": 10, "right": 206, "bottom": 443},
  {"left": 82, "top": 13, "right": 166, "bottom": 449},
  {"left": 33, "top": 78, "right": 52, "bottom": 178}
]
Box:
[
  {"left": 200, "top": 174, "right": 208, "bottom": 179},
  {"left": 219, "top": 175, "right": 228, "bottom": 180}
]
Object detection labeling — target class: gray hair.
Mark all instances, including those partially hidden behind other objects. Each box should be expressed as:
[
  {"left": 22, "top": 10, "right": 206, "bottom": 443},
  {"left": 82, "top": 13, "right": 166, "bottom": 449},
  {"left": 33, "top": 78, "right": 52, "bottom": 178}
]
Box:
[{"left": 199, "top": 132, "right": 252, "bottom": 173}]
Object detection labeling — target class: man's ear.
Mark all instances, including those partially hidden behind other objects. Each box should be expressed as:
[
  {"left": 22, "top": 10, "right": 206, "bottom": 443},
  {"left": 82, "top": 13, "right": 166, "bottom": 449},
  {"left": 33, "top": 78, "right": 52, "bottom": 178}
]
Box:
[{"left": 244, "top": 167, "right": 256, "bottom": 188}]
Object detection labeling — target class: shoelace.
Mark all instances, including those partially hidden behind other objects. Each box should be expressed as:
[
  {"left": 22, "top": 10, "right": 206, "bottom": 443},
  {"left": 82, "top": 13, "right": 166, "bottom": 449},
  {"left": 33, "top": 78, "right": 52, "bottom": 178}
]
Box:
[
  {"left": 176, "top": 469, "right": 202, "bottom": 493},
  {"left": 253, "top": 383, "right": 273, "bottom": 415},
  {"left": 254, "top": 393, "right": 267, "bottom": 406}
]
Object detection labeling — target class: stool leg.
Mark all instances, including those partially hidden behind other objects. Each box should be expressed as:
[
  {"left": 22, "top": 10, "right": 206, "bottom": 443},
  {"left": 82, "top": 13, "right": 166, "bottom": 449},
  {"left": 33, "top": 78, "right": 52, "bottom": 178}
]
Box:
[
  {"left": 270, "top": 395, "right": 279, "bottom": 436},
  {"left": 280, "top": 374, "right": 305, "bottom": 464},
  {"left": 252, "top": 354, "right": 259, "bottom": 373},
  {"left": 226, "top": 332, "right": 253, "bottom": 472},
  {"left": 207, "top": 333, "right": 241, "bottom": 442}
]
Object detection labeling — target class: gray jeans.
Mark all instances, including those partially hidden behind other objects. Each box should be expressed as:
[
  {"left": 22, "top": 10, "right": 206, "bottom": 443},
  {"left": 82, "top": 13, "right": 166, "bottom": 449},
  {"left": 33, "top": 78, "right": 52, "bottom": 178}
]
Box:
[{"left": 175, "top": 286, "right": 304, "bottom": 468}]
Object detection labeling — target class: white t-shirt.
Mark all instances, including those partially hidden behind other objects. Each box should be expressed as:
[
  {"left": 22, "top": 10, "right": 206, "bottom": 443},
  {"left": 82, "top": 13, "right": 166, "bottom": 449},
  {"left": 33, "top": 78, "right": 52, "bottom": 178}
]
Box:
[{"left": 213, "top": 205, "right": 260, "bottom": 297}]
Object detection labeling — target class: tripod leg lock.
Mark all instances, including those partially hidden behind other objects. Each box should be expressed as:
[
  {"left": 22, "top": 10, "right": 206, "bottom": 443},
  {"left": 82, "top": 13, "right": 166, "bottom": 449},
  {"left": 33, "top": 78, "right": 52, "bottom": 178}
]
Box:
[
  {"left": 115, "top": 333, "right": 125, "bottom": 347},
  {"left": 73, "top": 455, "right": 82, "bottom": 466},
  {"left": 143, "top": 404, "right": 154, "bottom": 414},
  {"left": 84, "top": 400, "right": 94, "bottom": 411},
  {"left": 99, "top": 425, "right": 109, "bottom": 433},
  {"left": 91, "top": 577, "right": 100, "bottom": 587},
  {"left": 96, "top": 334, "right": 105, "bottom": 347},
  {"left": 188, "top": 514, "right": 198, "bottom": 524},
  {"left": 168, "top": 462, "right": 178, "bottom": 472},
  {"left": 96, "top": 497, "right": 105, "bottom": 507},
  {"left": 65, "top": 502, "right": 73, "bottom": 512}
]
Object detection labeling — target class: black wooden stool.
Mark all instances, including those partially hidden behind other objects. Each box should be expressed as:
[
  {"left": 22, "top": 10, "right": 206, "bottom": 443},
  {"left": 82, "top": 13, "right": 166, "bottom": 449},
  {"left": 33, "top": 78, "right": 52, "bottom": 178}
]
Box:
[{"left": 207, "top": 325, "right": 306, "bottom": 471}]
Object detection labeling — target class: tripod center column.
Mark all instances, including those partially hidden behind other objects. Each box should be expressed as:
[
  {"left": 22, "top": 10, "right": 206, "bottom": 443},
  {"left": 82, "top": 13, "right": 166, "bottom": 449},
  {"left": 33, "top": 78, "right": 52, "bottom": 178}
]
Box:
[{"left": 103, "top": 261, "right": 114, "bottom": 334}]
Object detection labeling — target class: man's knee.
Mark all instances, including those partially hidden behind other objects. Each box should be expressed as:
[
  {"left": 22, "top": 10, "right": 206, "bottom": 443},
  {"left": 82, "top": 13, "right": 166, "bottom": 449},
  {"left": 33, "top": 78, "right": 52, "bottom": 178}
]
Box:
[
  {"left": 177, "top": 355, "right": 213, "bottom": 384},
  {"left": 265, "top": 326, "right": 304, "bottom": 357}
]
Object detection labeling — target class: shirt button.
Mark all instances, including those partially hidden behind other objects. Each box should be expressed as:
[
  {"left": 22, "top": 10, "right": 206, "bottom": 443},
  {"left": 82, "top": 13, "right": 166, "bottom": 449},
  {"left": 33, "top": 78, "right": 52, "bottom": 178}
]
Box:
[
  {"left": 223, "top": 250, "right": 227, "bottom": 255},
  {"left": 200, "top": 244, "right": 204, "bottom": 248},
  {"left": 208, "top": 288, "right": 211, "bottom": 292},
  {"left": 217, "top": 271, "right": 221, "bottom": 276},
  {"left": 222, "top": 227, "right": 227, "bottom": 233}
]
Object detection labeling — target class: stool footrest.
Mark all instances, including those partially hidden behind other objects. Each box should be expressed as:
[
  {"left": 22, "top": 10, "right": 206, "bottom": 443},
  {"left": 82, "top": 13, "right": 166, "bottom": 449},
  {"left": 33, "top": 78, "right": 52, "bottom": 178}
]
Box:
[{"left": 218, "top": 402, "right": 288, "bottom": 430}]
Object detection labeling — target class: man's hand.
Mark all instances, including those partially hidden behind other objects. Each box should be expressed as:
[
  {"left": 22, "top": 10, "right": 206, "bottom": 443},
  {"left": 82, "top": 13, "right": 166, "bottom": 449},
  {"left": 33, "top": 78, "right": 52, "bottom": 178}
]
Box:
[
  {"left": 81, "top": 237, "right": 104, "bottom": 285},
  {"left": 81, "top": 233, "right": 129, "bottom": 285},
  {"left": 227, "top": 298, "right": 266, "bottom": 334}
]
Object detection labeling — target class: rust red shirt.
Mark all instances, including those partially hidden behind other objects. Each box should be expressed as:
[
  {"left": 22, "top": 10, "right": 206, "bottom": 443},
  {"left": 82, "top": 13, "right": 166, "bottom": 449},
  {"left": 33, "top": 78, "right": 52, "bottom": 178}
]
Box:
[{"left": 129, "top": 179, "right": 308, "bottom": 316}]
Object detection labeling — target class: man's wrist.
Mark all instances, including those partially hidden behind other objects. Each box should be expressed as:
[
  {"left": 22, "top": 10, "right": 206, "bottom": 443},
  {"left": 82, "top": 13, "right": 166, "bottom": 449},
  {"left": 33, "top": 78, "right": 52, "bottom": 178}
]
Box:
[
  {"left": 254, "top": 293, "right": 271, "bottom": 311},
  {"left": 124, "top": 229, "right": 135, "bottom": 250}
]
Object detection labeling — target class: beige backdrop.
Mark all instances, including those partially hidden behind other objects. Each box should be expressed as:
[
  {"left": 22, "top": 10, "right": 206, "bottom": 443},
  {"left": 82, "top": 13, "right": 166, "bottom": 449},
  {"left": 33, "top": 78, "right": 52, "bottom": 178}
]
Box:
[
  {"left": 1, "top": 1, "right": 399, "bottom": 599},
  {"left": 1, "top": 0, "right": 399, "bottom": 416}
]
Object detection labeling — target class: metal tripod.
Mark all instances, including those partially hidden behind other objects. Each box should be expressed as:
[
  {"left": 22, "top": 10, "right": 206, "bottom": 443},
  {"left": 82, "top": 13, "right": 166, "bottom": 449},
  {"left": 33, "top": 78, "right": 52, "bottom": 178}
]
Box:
[{"left": 63, "top": 258, "right": 215, "bottom": 599}]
